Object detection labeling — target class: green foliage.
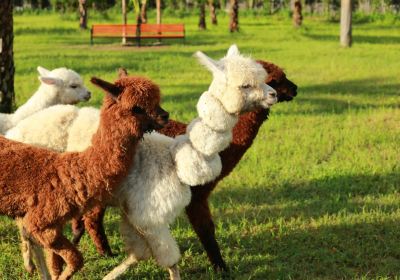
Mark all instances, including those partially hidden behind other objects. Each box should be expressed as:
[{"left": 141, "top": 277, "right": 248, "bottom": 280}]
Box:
[{"left": 2, "top": 12, "right": 400, "bottom": 279}]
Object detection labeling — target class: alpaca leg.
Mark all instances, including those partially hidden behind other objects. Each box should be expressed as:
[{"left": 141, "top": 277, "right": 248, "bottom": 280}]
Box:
[
  {"left": 47, "top": 249, "right": 64, "bottom": 278},
  {"left": 71, "top": 216, "right": 85, "bottom": 246},
  {"left": 102, "top": 213, "right": 150, "bottom": 279},
  {"left": 142, "top": 225, "right": 181, "bottom": 275},
  {"left": 102, "top": 254, "right": 138, "bottom": 280},
  {"left": 83, "top": 205, "right": 113, "bottom": 256},
  {"left": 120, "top": 212, "right": 151, "bottom": 261},
  {"left": 16, "top": 218, "right": 36, "bottom": 274},
  {"left": 168, "top": 263, "right": 181, "bottom": 280},
  {"left": 186, "top": 199, "right": 228, "bottom": 271},
  {"left": 29, "top": 227, "right": 83, "bottom": 280},
  {"left": 31, "top": 242, "right": 51, "bottom": 280}
]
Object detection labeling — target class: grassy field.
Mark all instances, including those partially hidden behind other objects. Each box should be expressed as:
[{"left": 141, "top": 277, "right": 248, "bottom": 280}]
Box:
[{"left": 0, "top": 9, "right": 399, "bottom": 279}]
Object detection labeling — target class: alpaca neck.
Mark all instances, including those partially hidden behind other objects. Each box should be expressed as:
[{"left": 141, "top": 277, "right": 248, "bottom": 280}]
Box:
[
  {"left": 12, "top": 85, "right": 59, "bottom": 125},
  {"left": 219, "top": 108, "right": 270, "bottom": 178},
  {"left": 74, "top": 101, "right": 141, "bottom": 199}
]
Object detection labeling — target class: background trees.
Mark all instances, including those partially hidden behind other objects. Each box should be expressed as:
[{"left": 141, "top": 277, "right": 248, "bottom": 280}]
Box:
[{"left": 0, "top": 0, "right": 15, "bottom": 113}]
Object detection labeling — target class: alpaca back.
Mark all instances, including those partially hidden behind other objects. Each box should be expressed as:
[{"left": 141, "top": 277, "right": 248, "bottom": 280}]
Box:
[
  {"left": 6, "top": 105, "right": 79, "bottom": 152},
  {"left": 66, "top": 107, "right": 100, "bottom": 152}
]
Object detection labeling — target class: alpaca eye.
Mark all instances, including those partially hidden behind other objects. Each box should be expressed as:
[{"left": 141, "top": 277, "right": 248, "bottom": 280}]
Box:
[
  {"left": 70, "top": 84, "right": 79, "bottom": 89},
  {"left": 132, "top": 106, "right": 146, "bottom": 115},
  {"left": 240, "top": 84, "right": 251, "bottom": 89}
]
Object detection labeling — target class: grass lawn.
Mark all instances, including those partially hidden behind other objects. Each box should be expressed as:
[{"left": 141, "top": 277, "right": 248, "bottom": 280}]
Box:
[{"left": 0, "top": 9, "right": 399, "bottom": 279}]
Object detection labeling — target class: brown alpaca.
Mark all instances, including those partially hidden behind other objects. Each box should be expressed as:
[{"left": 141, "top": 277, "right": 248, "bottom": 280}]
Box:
[
  {"left": 0, "top": 75, "right": 168, "bottom": 280},
  {"left": 70, "top": 60, "right": 298, "bottom": 270}
]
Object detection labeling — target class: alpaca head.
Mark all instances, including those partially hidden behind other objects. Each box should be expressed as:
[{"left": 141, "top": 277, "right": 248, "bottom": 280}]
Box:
[
  {"left": 37, "top": 66, "right": 91, "bottom": 104},
  {"left": 90, "top": 75, "right": 169, "bottom": 134},
  {"left": 256, "top": 60, "right": 298, "bottom": 102},
  {"left": 195, "top": 45, "right": 277, "bottom": 114}
]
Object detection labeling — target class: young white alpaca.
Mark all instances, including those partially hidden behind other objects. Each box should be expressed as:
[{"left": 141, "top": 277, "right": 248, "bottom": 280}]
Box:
[
  {"left": 8, "top": 45, "right": 277, "bottom": 279},
  {"left": 0, "top": 66, "right": 91, "bottom": 134}
]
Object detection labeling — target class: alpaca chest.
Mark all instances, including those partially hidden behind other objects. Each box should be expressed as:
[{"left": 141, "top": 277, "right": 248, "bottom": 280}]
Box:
[{"left": 118, "top": 133, "right": 192, "bottom": 228}]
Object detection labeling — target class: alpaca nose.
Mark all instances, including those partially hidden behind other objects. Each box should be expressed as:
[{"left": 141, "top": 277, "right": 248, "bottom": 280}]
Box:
[
  {"left": 269, "top": 91, "right": 277, "bottom": 98},
  {"left": 85, "top": 91, "right": 91, "bottom": 101}
]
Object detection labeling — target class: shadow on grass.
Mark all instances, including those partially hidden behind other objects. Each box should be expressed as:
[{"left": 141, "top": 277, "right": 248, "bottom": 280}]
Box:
[
  {"left": 224, "top": 220, "right": 400, "bottom": 278},
  {"left": 304, "top": 33, "right": 400, "bottom": 44},
  {"left": 289, "top": 78, "right": 400, "bottom": 115},
  {"left": 200, "top": 173, "right": 400, "bottom": 278},
  {"left": 212, "top": 172, "right": 400, "bottom": 221},
  {"left": 302, "top": 78, "right": 399, "bottom": 97},
  {"left": 14, "top": 27, "right": 79, "bottom": 36}
]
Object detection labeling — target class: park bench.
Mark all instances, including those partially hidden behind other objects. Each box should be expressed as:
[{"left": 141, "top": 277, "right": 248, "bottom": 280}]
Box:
[{"left": 90, "top": 24, "right": 185, "bottom": 45}]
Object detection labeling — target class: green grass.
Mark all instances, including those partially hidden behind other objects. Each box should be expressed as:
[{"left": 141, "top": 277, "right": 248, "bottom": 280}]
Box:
[{"left": 0, "top": 10, "right": 399, "bottom": 279}]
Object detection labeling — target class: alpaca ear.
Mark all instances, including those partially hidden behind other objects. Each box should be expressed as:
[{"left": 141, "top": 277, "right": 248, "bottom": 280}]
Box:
[
  {"left": 118, "top": 68, "right": 128, "bottom": 78},
  {"left": 194, "top": 51, "right": 224, "bottom": 78},
  {"left": 37, "top": 66, "right": 50, "bottom": 76},
  {"left": 226, "top": 44, "right": 240, "bottom": 57},
  {"left": 90, "top": 77, "right": 122, "bottom": 100},
  {"left": 39, "top": 76, "right": 63, "bottom": 87}
]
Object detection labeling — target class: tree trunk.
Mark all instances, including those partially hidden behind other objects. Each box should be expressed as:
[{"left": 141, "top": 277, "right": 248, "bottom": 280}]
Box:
[
  {"left": 229, "top": 0, "right": 239, "bottom": 32},
  {"left": 0, "top": 0, "right": 15, "bottom": 113},
  {"left": 293, "top": 0, "right": 303, "bottom": 27},
  {"left": 30, "top": 0, "right": 39, "bottom": 9},
  {"left": 140, "top": 0, "right": 148, "bottom": 23},
  {"left": 40, "top": 0, "right": 51, "bottom": 8},
  {"left": 199, "top": 2, "right": 207, "bottom": 29},
  {"left": 340, "top": 0, "right": 352, "bottom": 47},
  {"left": 79, "top": 0, "right": 88, "bottom": 29},
  {"left": 209, "top": 0, "right": 218, "bottom": 25},
  {"left": 122, "top": 0, "right": 127, "bottom": 45},
  {"left": 156, "top": 0, "right": 162, "bottom": 24}
]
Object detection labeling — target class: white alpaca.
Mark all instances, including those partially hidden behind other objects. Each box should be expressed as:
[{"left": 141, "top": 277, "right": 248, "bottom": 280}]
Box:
[
  {"left": 8, "top": 45, "right": 277, "bottom": 279},
  {"left": 0, "top": 66, "right": 91, "bottom": 134}
]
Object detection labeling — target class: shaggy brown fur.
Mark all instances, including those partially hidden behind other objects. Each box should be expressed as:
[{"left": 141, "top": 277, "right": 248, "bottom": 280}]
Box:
[
  {"left": 0, "top": 75, "right": 167, "bottom": 280},
  {"left": 70, "top": 60, "right": 298, "bottom": 270}
]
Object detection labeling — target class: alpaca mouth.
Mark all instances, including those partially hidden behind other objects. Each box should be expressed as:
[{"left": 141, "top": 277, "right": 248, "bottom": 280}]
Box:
[
  {"left": 84, "top": 94, "right": 91, "bottom": 101},
  {"left": 146, "top": 117, "right": 168, "bottom": 132}
]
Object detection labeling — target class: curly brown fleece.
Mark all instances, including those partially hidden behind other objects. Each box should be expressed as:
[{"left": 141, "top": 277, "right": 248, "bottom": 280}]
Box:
[
  {"left": 0, "top": 75, "right": 165, "bottom": 280},
  {"left": 71, "top": 60, "right": 298, "bottom": 270}
]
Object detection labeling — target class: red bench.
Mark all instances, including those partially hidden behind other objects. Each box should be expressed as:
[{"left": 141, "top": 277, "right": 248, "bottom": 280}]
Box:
[{"left": 90, "top": 24, "right": 185, "bottom": 45}]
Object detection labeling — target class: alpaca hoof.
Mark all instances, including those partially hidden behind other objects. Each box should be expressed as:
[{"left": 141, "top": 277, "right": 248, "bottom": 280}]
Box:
[
  {"left": 216, "top": 265, "right": 232, "bottom": 279},
  {"left": 25, "top": 264, "right": 36, "bottom": 274},
  {"left": 168, "top": 264, "right": 181, "bottom": 280}
]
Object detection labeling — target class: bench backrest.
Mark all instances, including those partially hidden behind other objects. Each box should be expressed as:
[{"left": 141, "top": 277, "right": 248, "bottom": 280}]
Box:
[{"left": 92, "top": 24, "right": 185, "bottom": 38}]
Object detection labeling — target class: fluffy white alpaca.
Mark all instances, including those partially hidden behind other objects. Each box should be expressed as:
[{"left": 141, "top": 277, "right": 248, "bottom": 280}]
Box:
[
  {"left": 0, "top": 66, "right": 91, "bottom": 134},
  {"left": 8, "top": 45, "right": 277, "bottom": 280}
]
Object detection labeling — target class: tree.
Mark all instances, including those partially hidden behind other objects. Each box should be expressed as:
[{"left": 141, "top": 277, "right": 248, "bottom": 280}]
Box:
[
  {"left": 156, "top": 0, "right": 162, "bottom": 24},
  {"left": 140, "top": 0, "right": 148, "bottom": 23},
  {"left": 122, "top": 0, "right": 128, "bottom": 45},
  {"left": 293, "top": 0, "right": 303, "bottom": 27},
  {"left": 40, "top": 0, "right": 51, "bottom": 8},
  {"left": 340, "top": 0, "right": 352, "bottom": 47},
  {"left": 199, "top": 1, "right": 207, "bottom": 29},
  {"left": 0, "top": 0, "right": 15, "bottom": 113},
  {"left": 79, "top": 0, "right": 88, "bottom": 29},
  {"left": 209, "top": 0, "right": 218, "bottom": 25},
  {"left": 229, "top": 0, "right": 239, "bottom": 32}
]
